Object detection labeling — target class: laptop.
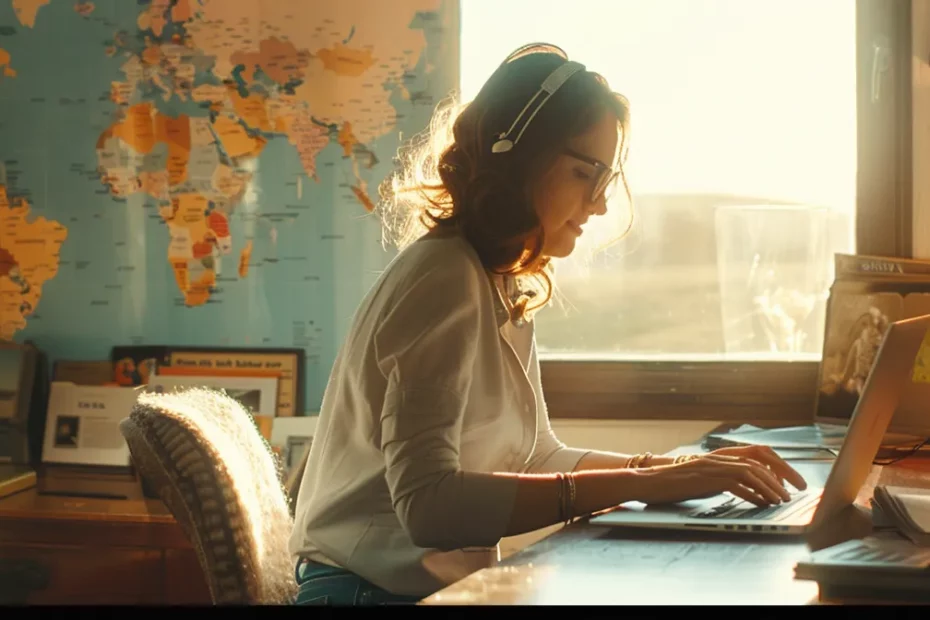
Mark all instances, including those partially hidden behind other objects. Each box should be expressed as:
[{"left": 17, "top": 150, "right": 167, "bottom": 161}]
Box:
[
  {"left": 589, "top": 314, "right": 930, "bottom": 535},
  {"left": 705, "top": 316, "right": 930, "bottom": 451}
]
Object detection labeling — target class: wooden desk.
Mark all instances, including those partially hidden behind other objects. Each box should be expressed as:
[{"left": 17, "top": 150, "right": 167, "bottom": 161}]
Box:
[
  {"left": 423, "top": 454, "right": 930, "bottom": 605},
  {"left": 0, "top": 484, "right": 211, "bottom": 604}
]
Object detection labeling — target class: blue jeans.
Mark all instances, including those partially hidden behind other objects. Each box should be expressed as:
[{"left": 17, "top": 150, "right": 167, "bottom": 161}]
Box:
[{"left": 294, "top": 559, "right": 421, "bottom": 606}]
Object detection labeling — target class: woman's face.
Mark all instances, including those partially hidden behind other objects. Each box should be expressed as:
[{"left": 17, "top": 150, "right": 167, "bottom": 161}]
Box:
[{"left": 533, "top": 112, "right": 620, "bottom": 258}]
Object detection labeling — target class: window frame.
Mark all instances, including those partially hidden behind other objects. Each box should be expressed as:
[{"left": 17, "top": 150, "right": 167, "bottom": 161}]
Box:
[{"left": 540, "top": 0, "right": 915, "bottom": 421}]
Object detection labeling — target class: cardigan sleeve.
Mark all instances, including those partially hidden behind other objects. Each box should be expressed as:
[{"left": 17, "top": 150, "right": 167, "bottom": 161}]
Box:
[
  {"left": 521, "top": 329, "right": 590, "bottom": 474},
  {"left": 374, "top": 255, "right": 518, "bottom": 551}
]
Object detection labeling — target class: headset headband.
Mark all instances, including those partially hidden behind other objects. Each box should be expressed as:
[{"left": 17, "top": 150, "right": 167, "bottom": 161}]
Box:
[{"left": 491, "top": 48, "right": 586, "bottom": 154}]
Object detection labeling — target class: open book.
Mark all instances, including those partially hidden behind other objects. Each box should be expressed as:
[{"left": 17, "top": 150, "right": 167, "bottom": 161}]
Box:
[{"left": 872, "top": 485, "right": 930, "bottom": 546}]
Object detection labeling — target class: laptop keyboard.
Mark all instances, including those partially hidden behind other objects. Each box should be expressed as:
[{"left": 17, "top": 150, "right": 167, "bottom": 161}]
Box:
[{"left": 689, "top": 490, "right": 812, "bottom": 520}]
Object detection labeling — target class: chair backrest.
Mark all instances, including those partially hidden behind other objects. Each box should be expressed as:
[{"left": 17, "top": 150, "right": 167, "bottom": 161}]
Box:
[{"left": 119, "top": 388, "right": 297, "bottom": 605}]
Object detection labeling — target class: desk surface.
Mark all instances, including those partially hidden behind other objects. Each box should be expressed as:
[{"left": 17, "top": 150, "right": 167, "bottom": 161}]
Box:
[
  {"left": 0, "top": 476, "right": 209, "bottom": 603},
  {"left": 423, "top": 453, "right": 930, "bottom": 605}
]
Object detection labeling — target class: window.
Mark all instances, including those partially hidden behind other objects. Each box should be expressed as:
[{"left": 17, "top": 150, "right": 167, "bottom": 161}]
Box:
[{"left": 460, "top": 0, "right": 912, "bottom": 420}]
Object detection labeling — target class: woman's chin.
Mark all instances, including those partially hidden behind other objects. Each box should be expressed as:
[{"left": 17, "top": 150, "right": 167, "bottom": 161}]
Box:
[{"left": 543, "top": 237, "right": 577, "bottom": 259}]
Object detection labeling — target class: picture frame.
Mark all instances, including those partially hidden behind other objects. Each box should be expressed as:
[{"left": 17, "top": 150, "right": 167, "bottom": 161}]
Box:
[
  {"left": 271, "top": 415, "right": 317, "bottom": 479},
  {"left": 40, "top": 382, "right": 140, "bottom": 468},
  {"left": 285, "top": 435, "right": 312, "bottom": 476},
  {"left": 146, "top": 374, "right": 278, "bottom": 417},
  {"left": 110, "top": 345, "right": 305, "bottom": 417}
]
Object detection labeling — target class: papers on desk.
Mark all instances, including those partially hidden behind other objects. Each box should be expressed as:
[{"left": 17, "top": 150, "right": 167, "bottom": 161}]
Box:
[{"left": 872, "top": 485, "right": 930, "bottom": 546}]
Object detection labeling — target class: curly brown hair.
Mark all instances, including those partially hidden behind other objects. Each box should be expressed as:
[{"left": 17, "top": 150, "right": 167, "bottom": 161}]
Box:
[{"left": 378, "top": 44, "right": 631, "bottom": 319}]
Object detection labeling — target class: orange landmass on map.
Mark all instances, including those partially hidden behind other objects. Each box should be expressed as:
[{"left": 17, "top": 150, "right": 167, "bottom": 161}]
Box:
[
  {"left": 141, "top": 40, "right": 162, "bottom": 66},
  {"left": 169, "top": 260, "right": 215, "bottom": 307},
  {"left": 139, "top": 170, "right": 169, "bottom": 200},
  {"left": 185, "top": 269, "right": 215, "bottom": 306},
  {"left": 338, "top": 122, "right": 358, "bottom": 157},
  {"left": 98, "top": 104, "right": 191, "bottom": 184},
  {"left": 168, "top": 193, "right": 207, "bottom": 232},
  {"left": 137, "top": 0, "right": 170, "bottom": 37},
  {"left": 316, "top": 43, "right": 376, "bottom": 78},
  {"left": 230, "top": 37, "right": 310, "bottom": 85},
  {"left": 212, "top": 114, "right": 266, "bottom": 159},
  {"left": 0, "top": 247, "right": 16, "bottom": 277},
  {"left": 238, "top": 240, "right": 252, "bottom": 278},
  {"left": 170, "top": 260, "right": 188, "bottom": 292},
  {"left": 74, "top": 2, "right": 95, "bottom": 17},
  {"left": 207, "top": 211, "right": 229, "bottom": 238},
  {"left": 228, "top": 87, "right": 273, "bottom": 132},
  {"left": 191, "top": 238, "right": 214, "bottom": 259},
  {"left": 350, "top": 184, "right": 375, "bottom": 213},
  {"left": 109, "top": 81, "right": 133, "bottom": 105},
  {"left": 171, "top": 0, "right": 192, "bottom": 23},
  {"left": 0, "top": 184, "right": 68, "bottom": 339},
  {"left": 12, "top": 0, "right": 50, "bottom": 28},
  {"left": 285, "top": 110, "right": 330, "bottom": 180},
  {"left": 161, "top": 115, "right": 191, "bottom": 185},
  {"left": 0, "top": 49, "right": 15, "bottom": 78},
  {"left": 211, "top": 165, "right": 251, "bottom": 202}
]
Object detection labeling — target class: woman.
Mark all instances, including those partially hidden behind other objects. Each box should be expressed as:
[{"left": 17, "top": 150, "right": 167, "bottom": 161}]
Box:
[{"left": 288, "top": 43, "right": 806, "bottom": 606}]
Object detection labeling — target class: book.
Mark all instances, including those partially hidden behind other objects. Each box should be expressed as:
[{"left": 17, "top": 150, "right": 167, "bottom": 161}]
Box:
[
  {"left": 0, "top": 464, "right": 36, "bottom": 499},
  {"left": 794, "top": 535, "right": 930, "bottom": 601},
  {"left": 871, "top": 485, "right": 930, "bottom": 546}
]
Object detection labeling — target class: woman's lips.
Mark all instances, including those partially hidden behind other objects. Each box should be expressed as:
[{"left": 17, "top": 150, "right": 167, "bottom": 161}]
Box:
[{"left": 568, "top": 220, "right": 583, "bottom": 236}]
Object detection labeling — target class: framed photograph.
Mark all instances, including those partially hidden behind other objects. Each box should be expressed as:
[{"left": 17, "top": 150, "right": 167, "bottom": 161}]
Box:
[
  {"left": 271, "top": 416, "right": 317, "bottom": 478},
  {"left": 285, "top": 435, "right": 312, "bottom": 476},
  {"left": 147, "top": 374, "right": 278, "bottom": 417},
  {"left": 41, "top": 382, "right": 141, "bottom": 468},
  {"left": 155, "top": 347, "right": 305, "bottom": 417}
]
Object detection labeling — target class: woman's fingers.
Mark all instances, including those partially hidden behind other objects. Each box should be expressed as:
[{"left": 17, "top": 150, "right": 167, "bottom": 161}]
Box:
[
  {"left": 750, "top": 447, "right": 808, "bottom": 491},
  {"left": 705, "top": 446, "right": 808, "bottom": 492},
  {"left": 739, "top": 458, "right": 792, "bottom": 502},
  {"left": 684, "top": 457, "right": 788, "bottom": 504},
  {"left": 724, "top": 445, "right": 808, "bottom": 491},
  {"left": 737, "top": 467, "right": 787, "bottom": 504},
  {"left": 724, "top": 481, "right": 769, "bottom": 507}
]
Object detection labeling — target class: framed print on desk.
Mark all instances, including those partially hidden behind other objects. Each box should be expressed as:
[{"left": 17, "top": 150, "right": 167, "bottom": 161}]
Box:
[{"left": 110, "top": 346, "right": 305, "bottom": 417}]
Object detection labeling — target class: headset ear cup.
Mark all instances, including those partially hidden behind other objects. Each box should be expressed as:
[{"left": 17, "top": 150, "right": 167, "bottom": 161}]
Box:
[{"left": 491, "top": 139, "right": 514, "bottom": 153}]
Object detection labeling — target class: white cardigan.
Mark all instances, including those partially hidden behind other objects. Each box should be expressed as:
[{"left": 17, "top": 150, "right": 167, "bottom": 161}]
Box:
[{"left": 288, "top": 231, "right": 589, "bottom": 597}]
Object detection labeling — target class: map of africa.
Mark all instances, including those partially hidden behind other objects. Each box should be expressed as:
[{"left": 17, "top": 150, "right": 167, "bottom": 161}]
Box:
[{"left": 0, "top": 0, "right": 457, "bottom": 410}]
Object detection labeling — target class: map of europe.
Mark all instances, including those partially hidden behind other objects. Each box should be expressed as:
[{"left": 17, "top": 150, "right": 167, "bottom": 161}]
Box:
[{"left": 0, "top": 0, "right": 456, "bottom": 410}]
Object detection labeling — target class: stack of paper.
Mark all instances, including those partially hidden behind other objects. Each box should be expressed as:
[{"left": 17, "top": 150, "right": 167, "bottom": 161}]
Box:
[{"left": 872, "top": 485, "right": 930, "bottom": 546}]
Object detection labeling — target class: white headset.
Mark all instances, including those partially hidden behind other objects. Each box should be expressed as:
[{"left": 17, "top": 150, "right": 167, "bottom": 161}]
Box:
[{"left": 490, "top": 49, "right": 586, "bottom": 154}]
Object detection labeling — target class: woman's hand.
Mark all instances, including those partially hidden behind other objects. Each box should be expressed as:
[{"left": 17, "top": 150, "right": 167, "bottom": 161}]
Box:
[
  {"left": 627, "top": 445, "right": 808, "bottom": 508},
  {"left": 706, "top": 445, "right": 807, "bottom": 491}
]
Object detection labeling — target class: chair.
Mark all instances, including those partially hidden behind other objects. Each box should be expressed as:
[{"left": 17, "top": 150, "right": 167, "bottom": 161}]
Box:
[{"left": 119, "top": 388, "right": 297, "bottom": 605}]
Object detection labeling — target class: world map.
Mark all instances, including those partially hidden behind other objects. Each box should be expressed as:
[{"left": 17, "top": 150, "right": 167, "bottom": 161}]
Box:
[{"left": 0, "top": 0, "right": 456, "bottom": 410}]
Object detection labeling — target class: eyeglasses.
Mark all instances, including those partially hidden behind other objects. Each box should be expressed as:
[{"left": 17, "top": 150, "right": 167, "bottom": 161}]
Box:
[{"left": 563, "top": 147, "right": 620, "bottom": 202}]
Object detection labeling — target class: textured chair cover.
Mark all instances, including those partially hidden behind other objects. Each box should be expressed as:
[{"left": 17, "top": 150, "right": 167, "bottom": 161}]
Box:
[{"left": 119, "top": 388, "right": 297, "bottom": 605}]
